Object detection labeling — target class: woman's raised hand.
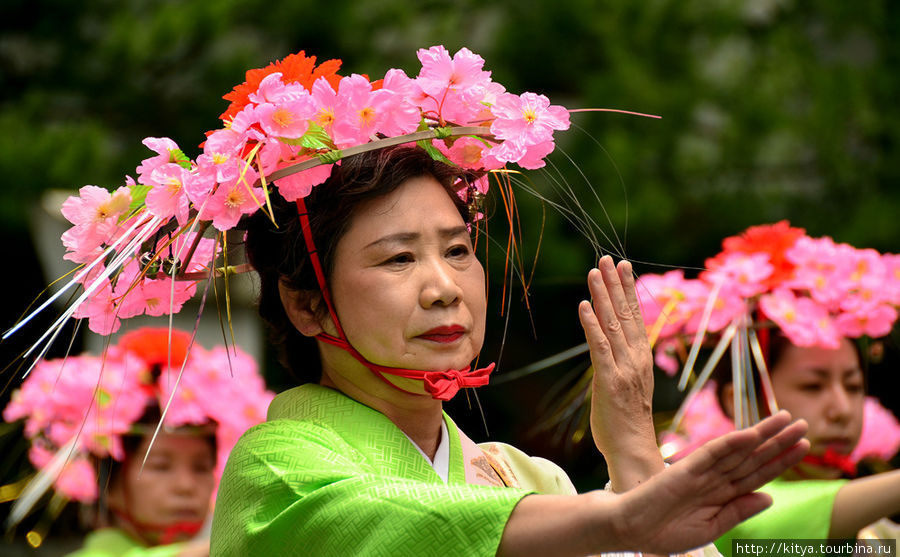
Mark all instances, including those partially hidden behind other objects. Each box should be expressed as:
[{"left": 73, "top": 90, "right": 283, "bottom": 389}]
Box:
[{"left": 578, "top": 256, "right": 663, "bottom": 490}]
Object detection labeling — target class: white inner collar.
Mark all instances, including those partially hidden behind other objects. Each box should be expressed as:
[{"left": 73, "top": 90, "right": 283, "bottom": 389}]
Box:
[{"left": 402, "top": 418, "right": 450, "bottom": 483}]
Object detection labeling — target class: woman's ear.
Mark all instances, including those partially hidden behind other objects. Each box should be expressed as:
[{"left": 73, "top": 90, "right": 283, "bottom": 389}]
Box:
[
  {"left": 720, "top": 382, "right": 735, "bottom": 420},
  {"left": 278, "top": 282, "right": 325, "bottom": 337}
]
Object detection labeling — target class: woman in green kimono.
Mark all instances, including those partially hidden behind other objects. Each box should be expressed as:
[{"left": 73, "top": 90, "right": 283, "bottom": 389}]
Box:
[
  {"left": 3, "top": 328, "right": 273, "bottom": 557},
  {"left": 636, "top": 221, "right": 900, "bottom": 552},
  {"left": 713, "top": 333, "right": 900, "bottom": 551},
  {"left": 67, "top": 427, "right": 217, "bottom": 557},
  {"left": 8, "top": 45, "right": 807, "bottom": 557},
  {"left": 209, "top": 144, "right": 809, "bottom": 557}
]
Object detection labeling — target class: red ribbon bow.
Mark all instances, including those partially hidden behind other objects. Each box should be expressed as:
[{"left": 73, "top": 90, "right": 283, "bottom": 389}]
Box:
[{"left": 422, "top": 364, "right": 495, "bottom": 401}]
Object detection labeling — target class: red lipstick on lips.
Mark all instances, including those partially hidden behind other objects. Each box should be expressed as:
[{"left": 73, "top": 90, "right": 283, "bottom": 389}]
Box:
[{"left": 418, "top": 325, "right": 466, "bottom": 343}]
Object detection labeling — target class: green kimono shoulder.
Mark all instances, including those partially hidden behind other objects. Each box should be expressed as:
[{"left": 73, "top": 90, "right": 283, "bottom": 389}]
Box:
[
  {"left": 65, "top": 528, "right": 189, "bottom": 557},
  {"left": 210, "top": 384, "right": 531, "bottom": 557},
  {"left": 714, "top": 478, "right": 847, "bottom": 556}
]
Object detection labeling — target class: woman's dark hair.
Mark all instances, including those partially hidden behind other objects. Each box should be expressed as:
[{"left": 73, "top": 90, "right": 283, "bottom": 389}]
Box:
[{"left": 244, "top": 145, "right": 479, "bottom": 384}]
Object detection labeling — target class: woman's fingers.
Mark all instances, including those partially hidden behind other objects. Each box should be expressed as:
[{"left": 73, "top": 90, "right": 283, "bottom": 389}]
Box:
[
  {"left": 677, "top": 411, "right": 808, "bottom": 509},
  {"left": 588, "top": 256, "right": 650, "bottom": 366},
  {"left": 587, "top": 264, "right": 631, "bottom": 363},
  {"left": 579, "top": 300, "right": 617, "bottom": 372},
  {"left": 588, "top": 257, "right": 651, "bottom": 360},
  {"left": 727, "top": 418, "right": 809, "bottom": 481},
  {"left": 731, "top": 436, "right": 809, "bottom": 495},
  {"left": 709, "top": 492, "right": 774, "bottom": 538},
  {"left": 596, "top": 257, "right": 635, "bottom": 329},
  {"left": 616, "top": 260, "right": 650, "bottom": 351},
  {"left": 685, "top": 411, "right": 794, "bottom": 475}
]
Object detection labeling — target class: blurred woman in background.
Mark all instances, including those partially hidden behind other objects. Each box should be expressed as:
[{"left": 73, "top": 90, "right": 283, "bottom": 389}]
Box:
[
  {"left": 3, "top": 328, "right": 273, "bottom": 556},
  {"left": 642, "top": 222, "right": 900, "bottom": 551}
]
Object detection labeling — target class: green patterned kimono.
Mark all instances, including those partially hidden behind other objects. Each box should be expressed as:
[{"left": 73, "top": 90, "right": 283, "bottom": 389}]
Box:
[
  {"left": 714, "top": 478, "right": 848, "bottom": 556},
  {"left": 209, "top": 384, "right": 532, "bottom": 556}
]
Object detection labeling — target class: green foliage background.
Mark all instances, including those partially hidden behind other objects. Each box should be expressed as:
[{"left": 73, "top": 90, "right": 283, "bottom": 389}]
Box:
[
  {"left": 1, "top": 0, "right": 898, "bottom": 550},
  {"left": 4, "top": 0, "right": 898, "bottom": 258}
]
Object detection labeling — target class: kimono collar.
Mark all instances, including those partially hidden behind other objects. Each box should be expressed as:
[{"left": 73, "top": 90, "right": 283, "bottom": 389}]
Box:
[{"left": 267, "top": 384, "right": 469, "bottom": 484}]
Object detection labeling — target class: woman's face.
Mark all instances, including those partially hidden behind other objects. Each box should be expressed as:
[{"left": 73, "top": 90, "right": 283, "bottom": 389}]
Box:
[
  {"left": 111, "top": 432, "right": 215, "bottom": 530},
  {"left": 770, "top": 337, "right": 864, "bottom": 456},
  {"left": 326, "top": 175, "right": 486, "bottom": 387}
]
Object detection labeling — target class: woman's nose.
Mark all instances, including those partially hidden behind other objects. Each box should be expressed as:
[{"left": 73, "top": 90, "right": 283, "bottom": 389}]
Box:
[
  {"left": 171, "top": 466, "right": 199, "bottom": 494},
  {"left": 419, "top": 259, "right": 462, "bottom": 308},
  {"left": 824, "top": 384, "right": 853, "bottom": 422}
]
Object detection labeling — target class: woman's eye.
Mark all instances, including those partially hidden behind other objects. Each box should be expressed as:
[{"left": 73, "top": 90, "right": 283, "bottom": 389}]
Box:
[
  {"left": 845, "top": 383, "right": 864, "bottom": 394},
  {"left": 799, "top": 383, "right": 823, "bottom": 393},
  {"left": 447, "top": 244, "right": 470, "bottom": 258},
  {"left": 146, "top": 460, "right": 171, "bottom": 472},
  {"left": 193, "top": 461, "right": 215, "bottom": 474},
  {"left": 384, "top": 253, "right": 414, "bottom": 265}
]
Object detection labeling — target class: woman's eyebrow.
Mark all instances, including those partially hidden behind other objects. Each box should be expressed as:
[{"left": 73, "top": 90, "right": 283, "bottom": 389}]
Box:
[
  {"left": 364, "top": 232, "right": 418, "bottom": 250},
  {"left": 364, "top": 226, "right": 470, "bottom": 249},
  {"left": 797, "top": 367, "right": 862, "bottom": 380},
  {"left": 441, "top": 225, "right": 471, "bottom": 239},
  {"left": 797, "top": 368, "right": 830, "bottom": 378}
]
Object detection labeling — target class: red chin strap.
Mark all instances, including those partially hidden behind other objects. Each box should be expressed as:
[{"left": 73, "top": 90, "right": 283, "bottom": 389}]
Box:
[
  {"left": 112, "top": 507, "right": 204, "bottom": 546},
  {"left": 295, "top": 198, "right": 494, "bottom": 401},
  {"left": 799, "top": 447, "right": 858, "bottom": 477}
]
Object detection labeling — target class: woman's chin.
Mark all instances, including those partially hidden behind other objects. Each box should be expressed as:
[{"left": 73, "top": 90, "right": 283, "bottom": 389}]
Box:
[
  {"left": 422, "top": 356, "right": 479, "bottom": 373},
  {"left": 384, "top": 375, "right": 430, "bottom": 396},
  {"left": 396, "top": 347, "right": 478, "bottom": 373}
]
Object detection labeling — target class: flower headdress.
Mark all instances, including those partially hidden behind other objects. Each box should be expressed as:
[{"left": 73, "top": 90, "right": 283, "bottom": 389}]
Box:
[
  {"left": 515, "top": 221, "right": 899, "bottom": 449},
  {"left": 5, "top": 46, "right": 592, "bottom": 401},
  {"left": 634, "top": 221, "right": 900, "bottom": 461},
  {"left": 3, "top": 327, "right": 273, "bottom": 509}
]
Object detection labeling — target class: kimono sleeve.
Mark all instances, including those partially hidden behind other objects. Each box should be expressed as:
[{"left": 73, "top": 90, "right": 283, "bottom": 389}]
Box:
[
  {"left": 714, "top": 479, "right": 847, "bottom": 556},
  {"left": 210, "top": 420, "right": 532, "bottom": 557}
]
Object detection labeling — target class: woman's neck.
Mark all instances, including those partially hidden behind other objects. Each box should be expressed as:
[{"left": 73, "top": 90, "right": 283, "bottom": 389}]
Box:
[{"left": 319, "top": 365, "right": 445, "bottom": 459}]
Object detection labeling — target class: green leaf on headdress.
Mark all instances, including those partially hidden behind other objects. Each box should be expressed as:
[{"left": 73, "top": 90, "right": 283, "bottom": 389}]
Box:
[
  {"left": 415, "top": 119, "right": 454, "bottom": 164},
  {"left": 468, "top": 134, "right": 495, "bottom": 147},
  {"left": 299, "top": 123, "right": 337, "bottom": 151},
  {"left": 95, "top": 388, "right": 112, "bottom": 408},
  {"left": 96, "top": 435, "right": 112, "bottom": 450},
  {"left": 169, "top": 148, "right": 192, "bottom": 170},
  {"left": 128, "top": 184, "right": 152, "bottom": 213},
  {"left": 434, "top": 126, "right": 453, "bottom": 140},
  {"left": 317, "top": 150, "right": 343, "bottom": 165},
  {"left": 417, "top": 138, "right": 453, "bottom": 165}
]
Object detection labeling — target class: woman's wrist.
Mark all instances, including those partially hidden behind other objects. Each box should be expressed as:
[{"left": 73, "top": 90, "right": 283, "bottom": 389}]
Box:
[
  {"left": 583, "top": 490, "right": 630, "bottom": 553},
  {"left": 601, "top": 435, "right": 666, "bottom": 492},
  {"left": 594, "top": 412, "right": 665, "bottom": 493},
  {"left": 500, "top": 492, "right": 627, "bottom": 557}
]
